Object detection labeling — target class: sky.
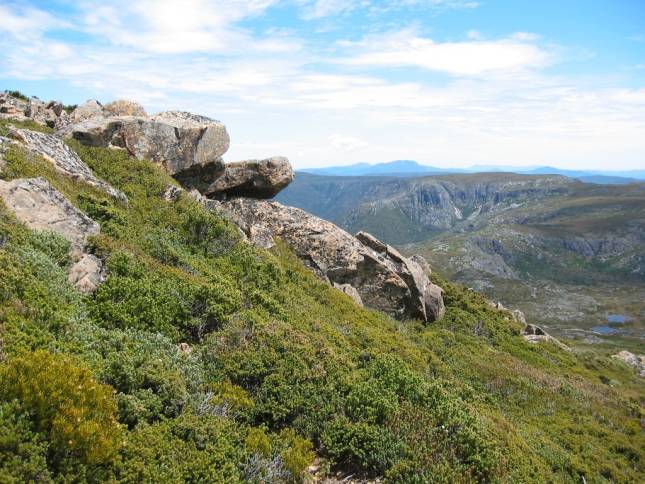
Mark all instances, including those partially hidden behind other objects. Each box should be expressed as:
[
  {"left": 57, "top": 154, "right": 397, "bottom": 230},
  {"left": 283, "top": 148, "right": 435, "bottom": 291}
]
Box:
[{"left": 1, "top": 1, "right": 644, "bottom": 170}]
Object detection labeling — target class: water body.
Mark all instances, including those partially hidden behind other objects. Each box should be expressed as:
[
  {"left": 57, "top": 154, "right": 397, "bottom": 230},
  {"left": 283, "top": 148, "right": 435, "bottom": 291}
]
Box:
[{"left": 607, "top": 314, "right": 631, "bottom": 324}]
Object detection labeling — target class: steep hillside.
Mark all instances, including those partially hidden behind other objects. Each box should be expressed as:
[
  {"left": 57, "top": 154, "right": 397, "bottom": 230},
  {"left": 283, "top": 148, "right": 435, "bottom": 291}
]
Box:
[
  {"left": 277, "top": 173, "right": 645, "bottom": 341},
  {"left": 0, "top": 98, "right": 644, "bottom": 483}
]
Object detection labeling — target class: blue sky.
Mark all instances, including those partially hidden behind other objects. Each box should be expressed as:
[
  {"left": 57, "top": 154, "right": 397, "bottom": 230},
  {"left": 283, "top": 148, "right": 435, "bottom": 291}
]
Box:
[{"left": 1, "top": 1, "right": 644, "bottom": 169}]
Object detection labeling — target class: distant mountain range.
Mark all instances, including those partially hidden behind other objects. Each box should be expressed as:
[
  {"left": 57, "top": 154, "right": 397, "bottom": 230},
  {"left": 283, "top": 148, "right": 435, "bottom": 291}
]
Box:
[{"left": 301, "top": 160, "right": 645, "bottom": 184}]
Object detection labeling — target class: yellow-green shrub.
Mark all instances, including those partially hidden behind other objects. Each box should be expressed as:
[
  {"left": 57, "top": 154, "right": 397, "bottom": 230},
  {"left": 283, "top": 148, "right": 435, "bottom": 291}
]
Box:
[{"left": 0, "top": 351, "right": 122, "bottom": 465}]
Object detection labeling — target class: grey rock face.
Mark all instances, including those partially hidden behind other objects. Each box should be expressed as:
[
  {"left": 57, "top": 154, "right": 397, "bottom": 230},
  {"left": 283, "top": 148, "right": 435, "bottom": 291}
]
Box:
[
  {"left": 9, "top": 128, "right": 127, "bottom": 202},
  {"left": 0, "top": 177, "right": 103, "bottom": 293},
  {"left": 213, "top": 197, "right": 444, "bottom": 322},
  {"left": 193, "top": 157, "right": 294, "bottom": 199}
]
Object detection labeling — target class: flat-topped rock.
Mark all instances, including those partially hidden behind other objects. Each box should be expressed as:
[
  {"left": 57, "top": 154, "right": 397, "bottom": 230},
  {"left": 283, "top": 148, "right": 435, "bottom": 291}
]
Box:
[
  {"left": 59, "top": 109, "right": 230, "bottom": 177},
  {"left": 212, "top": 197, "right": 444, "bottom": 322}
]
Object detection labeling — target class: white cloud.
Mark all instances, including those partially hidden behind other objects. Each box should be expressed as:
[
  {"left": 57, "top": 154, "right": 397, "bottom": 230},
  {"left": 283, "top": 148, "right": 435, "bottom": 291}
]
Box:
[
  {"left": 0, "top": 2, "right": 643, "bottom": 170},
  {"left": 0, "top": 4, "right": 68, "bottom": 38},
  {"left": 339, "top": 29, "right": 551, "bottom": 76},
  {"left": 329, "top": 134, "right": 369, "bottom": 152},
  {"left": 76, "top": 0, "right": 289, "bottom": 54}
]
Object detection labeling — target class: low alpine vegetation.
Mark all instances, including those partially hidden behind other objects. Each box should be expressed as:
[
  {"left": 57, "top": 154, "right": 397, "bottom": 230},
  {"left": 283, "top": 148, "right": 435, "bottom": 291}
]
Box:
[{"left": 0, "top": 118, "right": 643, "bottom": 482}]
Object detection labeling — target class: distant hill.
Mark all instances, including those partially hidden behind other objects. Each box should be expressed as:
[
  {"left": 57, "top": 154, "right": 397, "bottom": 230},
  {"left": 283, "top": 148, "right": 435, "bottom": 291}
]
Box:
[
  {"left": 300, "top": 161, "right": 645, "bottom": 184},
  {"left": 301, "top": 159, "right": 465, "bottom": 177}
]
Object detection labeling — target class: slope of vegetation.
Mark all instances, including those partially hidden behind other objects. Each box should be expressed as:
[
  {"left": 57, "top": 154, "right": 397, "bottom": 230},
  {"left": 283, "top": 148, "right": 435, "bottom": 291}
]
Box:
[{"left": 0, "top": 119, "right": 643, "bottom": 482}]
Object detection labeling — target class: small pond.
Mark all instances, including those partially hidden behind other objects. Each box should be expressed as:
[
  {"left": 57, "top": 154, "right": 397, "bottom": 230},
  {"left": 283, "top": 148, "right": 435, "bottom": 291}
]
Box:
[{"left": 606, "top": 314, "right": 631, "bottom": 324}]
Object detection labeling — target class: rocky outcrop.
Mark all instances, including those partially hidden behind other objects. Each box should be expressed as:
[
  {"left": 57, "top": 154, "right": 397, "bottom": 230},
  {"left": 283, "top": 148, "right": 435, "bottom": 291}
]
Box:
[
  {"left": 523, "top": 324, "right": 570, "bottom": 351},
  {"left": 8, "top": 128, "right": 127, "bottom": 202},
  {"left": 611, "top": 351, "right": 645, "bottom": 377},
  {"left": 0, "top": 177, "right": 103, "bottom": 293},
  {"left": 59, "top": 109, "right": 230, "bottom": 177},
  {"left": 211, "top": 197, "right": 444, "bottom": 322},
  {"left": 1, "top": 92, "right": 69, "bottom": 129},
  {"left": 187, "top": 157, "right": 294, "bottom": 199}
]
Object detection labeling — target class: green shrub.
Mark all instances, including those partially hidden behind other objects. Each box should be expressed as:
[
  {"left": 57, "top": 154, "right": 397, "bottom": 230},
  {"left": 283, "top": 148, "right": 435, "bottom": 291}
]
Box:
[
  {"left": 0, "top": 400, "right": 51, "bottom": 483},
  {"left": 0, "top": 351, "right": 122, "bottom": 465},
  {"left": 278, "top": 429, "right": 315, "bottom": 479},
  {"left": 117, "top": 414, "right": 246, "bottom": 483},
  {"left": 322, "top": 419, "right": 403, "bottom": 474}
]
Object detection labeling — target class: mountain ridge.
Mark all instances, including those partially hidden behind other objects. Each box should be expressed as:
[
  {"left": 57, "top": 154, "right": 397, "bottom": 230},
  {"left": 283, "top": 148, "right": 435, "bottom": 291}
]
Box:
[{"left": 301, "top": 160, "right": 645, "bottom": 183}]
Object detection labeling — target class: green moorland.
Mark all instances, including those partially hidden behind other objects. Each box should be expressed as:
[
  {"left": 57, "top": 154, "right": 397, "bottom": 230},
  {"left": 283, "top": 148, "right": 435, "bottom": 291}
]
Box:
[{"left": 0, "top": 119, "right": 643, "bottom": 482}]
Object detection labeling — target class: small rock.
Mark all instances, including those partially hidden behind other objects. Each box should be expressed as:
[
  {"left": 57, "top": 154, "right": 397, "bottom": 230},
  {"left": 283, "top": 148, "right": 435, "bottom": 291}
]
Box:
[
  {"left": 333, "top": 283, "right": 364, "bottom": 306},
  {"left": 178, "top": 342, "right": 193, "bottom": 354},
  {"left": 68, "top": 254, "right": 103, "bottom": 294},
  {"left": 162, "top": 184, "right": 183, "bottom": 202},
  {"left": 523, "top": 323, "right": 570, "bottom": 351},
  {"left": 510, "top": 309, "right": 526, "bottom": 324}
]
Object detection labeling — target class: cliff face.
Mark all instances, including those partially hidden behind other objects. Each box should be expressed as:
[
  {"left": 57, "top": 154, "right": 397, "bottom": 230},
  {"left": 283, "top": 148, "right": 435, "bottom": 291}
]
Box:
[{"left": 278, "top": 172, "right": 574, "bottom": 243}]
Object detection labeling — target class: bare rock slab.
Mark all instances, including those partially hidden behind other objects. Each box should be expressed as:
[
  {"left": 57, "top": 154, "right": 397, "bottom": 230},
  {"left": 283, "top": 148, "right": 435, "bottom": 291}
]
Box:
[
  {"left": 9, "top": 128, "right": 127, "bottom": 202},
  {"left": 0, "top": 177, "right": 103, "bottom": 293}
]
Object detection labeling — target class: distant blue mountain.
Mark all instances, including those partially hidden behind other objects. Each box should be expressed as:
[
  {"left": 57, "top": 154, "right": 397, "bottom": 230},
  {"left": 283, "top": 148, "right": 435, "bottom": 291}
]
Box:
[
  {"left": 299, "top": 160, "right": 645, "bottom": 184},
  {"left": 301, "top": 160, "right": 466, "bottom": 177}
]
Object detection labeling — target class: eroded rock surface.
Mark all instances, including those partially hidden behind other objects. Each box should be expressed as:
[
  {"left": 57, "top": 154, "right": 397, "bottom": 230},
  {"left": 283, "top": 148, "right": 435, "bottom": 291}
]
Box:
[
  {"left": 0, "top": 177, "right": 103, "bottom": 293},
  {"left": 8, "top": 128, "right": 127, "bottom": 201},
  {"left": 212, "top": 197, "right": 444, "bottom": 322}
]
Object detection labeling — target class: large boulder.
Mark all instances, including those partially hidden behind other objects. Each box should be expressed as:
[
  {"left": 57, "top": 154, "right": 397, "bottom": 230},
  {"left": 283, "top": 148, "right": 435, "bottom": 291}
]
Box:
[
  {"left": 59, "top": 109, "right": 230, "bottom": 177},
  {"left": 103, "top": 99, "right": 147, "bottom": 117},
  {"left": 187, "top": 156, "right": 294, "bottom": 199},
  {"left": 211, "top": 197, "right": 444, "bottom": 322},
  {"left": 8, "top": 128, "right": 127, "bottom": 202},
  {"left": 69, "top": 99, "right": 104, "bottom": 123},
  {"left": 0, "top": 177, "right": 103, "bottom": 293}
]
